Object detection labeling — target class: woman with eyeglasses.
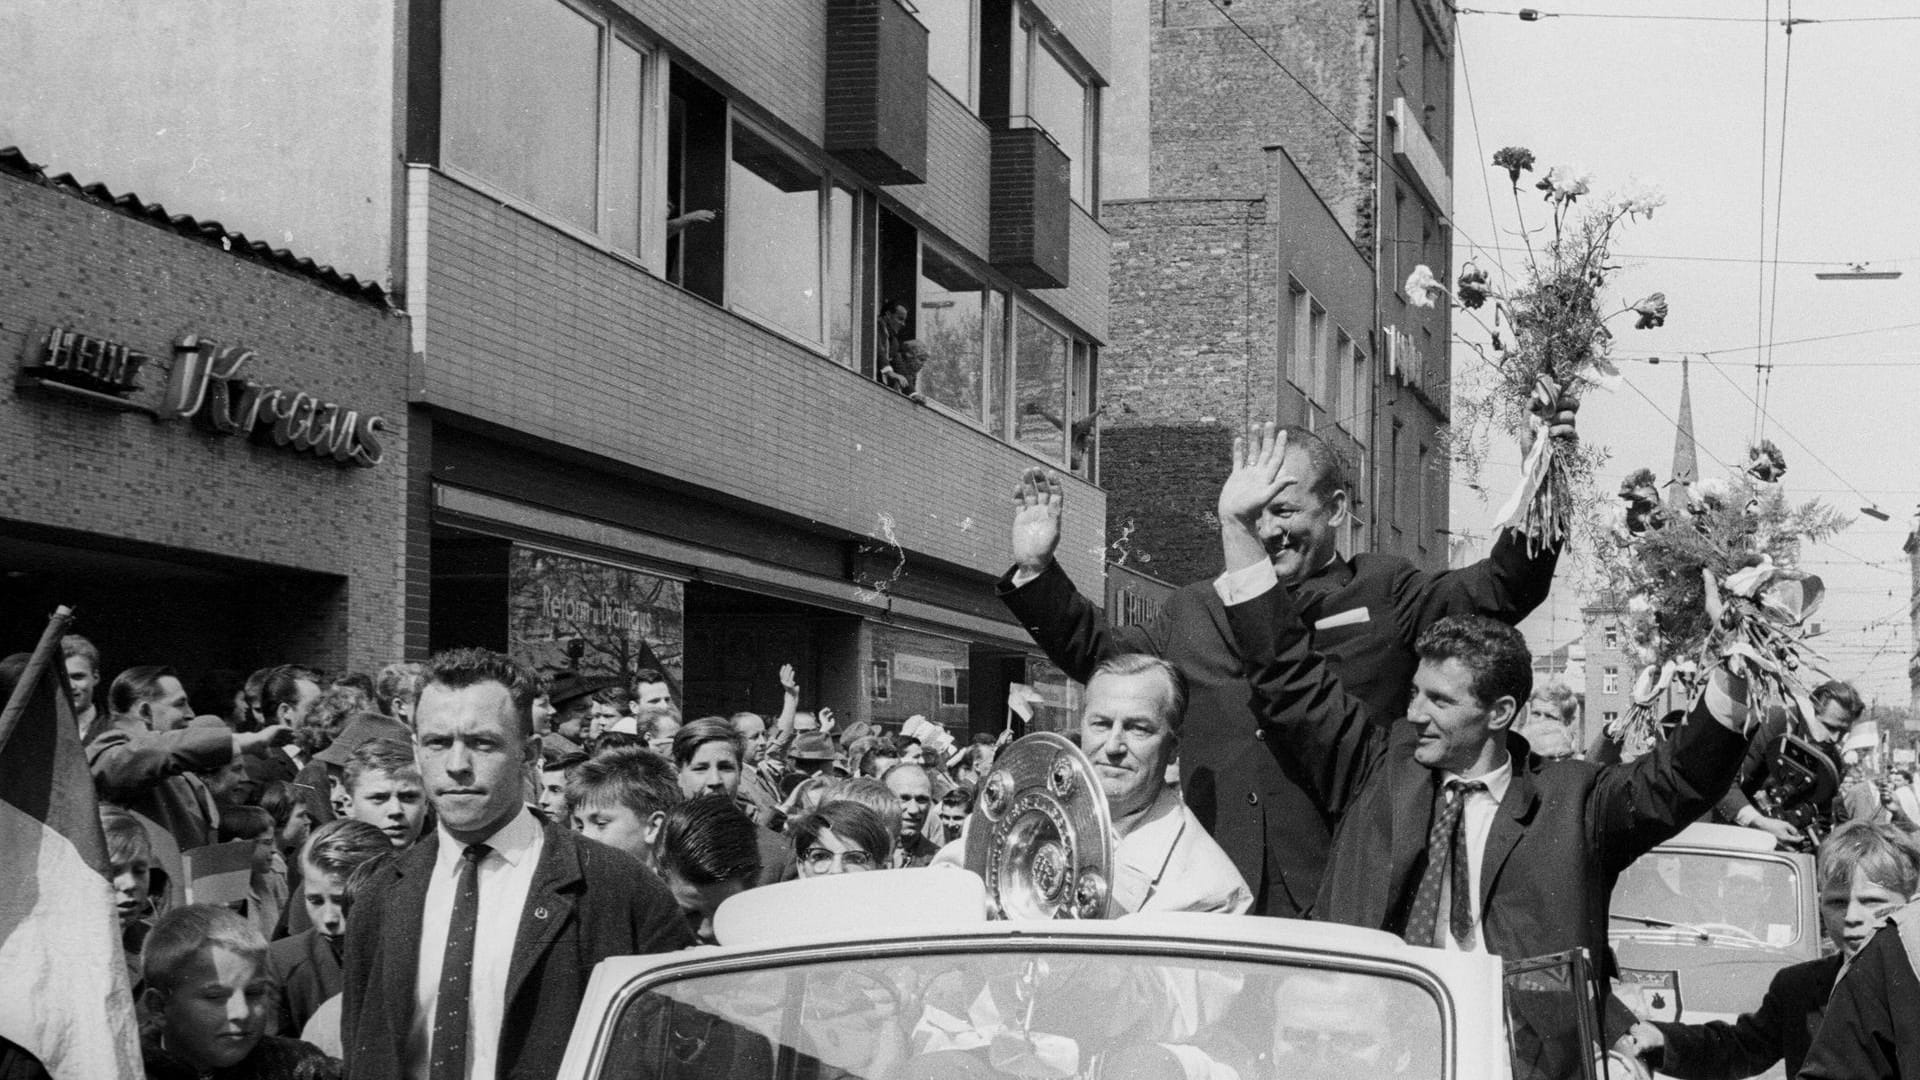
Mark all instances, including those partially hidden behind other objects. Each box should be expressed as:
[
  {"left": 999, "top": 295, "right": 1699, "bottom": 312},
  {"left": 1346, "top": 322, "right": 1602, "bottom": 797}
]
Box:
[{"left": 790, "top": 801, "right": 894, "bottom": 878}]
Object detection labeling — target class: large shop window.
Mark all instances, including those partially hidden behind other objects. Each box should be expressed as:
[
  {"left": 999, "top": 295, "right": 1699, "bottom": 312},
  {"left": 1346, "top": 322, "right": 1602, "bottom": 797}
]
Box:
[
  {"left": 442, "top": 0, "right": 651, "bottom": 254},
  {"left": 922, "top": 0, "right": 980, "bottom": 109},
  {"left": 727, "top": 123, "right": 825, "bottom": 344},
  {"left": 1010, "top": 14, "right": 1098, "bottom": 208}
]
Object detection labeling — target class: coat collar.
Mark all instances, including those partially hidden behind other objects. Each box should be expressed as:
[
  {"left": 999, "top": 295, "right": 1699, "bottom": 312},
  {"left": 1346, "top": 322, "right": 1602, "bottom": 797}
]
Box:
[
  {"left": 503, "top": 823, "right": 587, "bottom": 1008},
  {"left": 1479, "top": 732, "right": 1543, "bottom": 910}
]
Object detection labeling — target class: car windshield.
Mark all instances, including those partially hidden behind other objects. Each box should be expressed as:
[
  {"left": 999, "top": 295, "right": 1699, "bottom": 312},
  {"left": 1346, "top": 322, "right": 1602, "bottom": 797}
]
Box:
[
  {"left": 590, "top": 945, "right": 1447, "bottom": 1080},
  {"left": 1612, "top": 850, "right": 1805, "bottom": 947}
]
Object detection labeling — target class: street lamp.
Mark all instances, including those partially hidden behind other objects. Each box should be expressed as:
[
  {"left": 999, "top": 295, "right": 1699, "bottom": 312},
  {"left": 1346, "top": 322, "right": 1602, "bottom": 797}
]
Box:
[{"left": 1815, "top": 263, "right": 1903, "bottom": 281}]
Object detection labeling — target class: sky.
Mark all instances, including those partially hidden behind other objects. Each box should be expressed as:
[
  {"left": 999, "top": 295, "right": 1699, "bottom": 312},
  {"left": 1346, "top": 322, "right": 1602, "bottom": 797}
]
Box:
[{"left": 1442, "top": 0, "right": 1920, "bottom": 708}]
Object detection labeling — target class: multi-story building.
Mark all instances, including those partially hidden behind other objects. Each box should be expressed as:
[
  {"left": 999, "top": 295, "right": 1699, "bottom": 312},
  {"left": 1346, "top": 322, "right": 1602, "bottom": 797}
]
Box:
[
  {"left": 1580, "top": 602, "right": 1631, "bottom": 750},
  {"left": 1, "top": 0, "right": 1112, "bottom": 735},
  {"left": 1097, "top": 0, "right": 1454, "bottom": 583}
]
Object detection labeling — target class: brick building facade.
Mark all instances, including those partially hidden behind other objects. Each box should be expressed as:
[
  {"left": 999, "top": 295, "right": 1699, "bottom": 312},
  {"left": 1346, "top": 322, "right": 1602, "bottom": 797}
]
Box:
[
  {"left": 3, "top": 0, "right": 1112, "bottom": 734},
  {"left": 0, "top": 153, "right": 408, "bottom": 682},
  {"left": 1099, "top": 0, "right": 1455, "bottom": 584}
]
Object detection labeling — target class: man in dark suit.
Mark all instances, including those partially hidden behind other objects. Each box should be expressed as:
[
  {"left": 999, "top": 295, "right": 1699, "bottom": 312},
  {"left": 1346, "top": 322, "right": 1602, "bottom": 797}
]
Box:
[
  {"left": 1715, "top": 680, "right": 1863, "bottom": 846},
  {"left": 1210, "top": 424, "right": 1750, "bottom": 1067},
  {"left": 341, "top": 648, "right": 690, "bottom": 1080},
  {"left": 1000, "top": 412, "right": 1571, "bottom": 916}
]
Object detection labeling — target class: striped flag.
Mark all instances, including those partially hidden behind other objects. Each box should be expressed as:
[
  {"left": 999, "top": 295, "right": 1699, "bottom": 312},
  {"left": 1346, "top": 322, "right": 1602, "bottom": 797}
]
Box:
[{"left": 0, "top": 607, "right": 142, "bottom": 1078}]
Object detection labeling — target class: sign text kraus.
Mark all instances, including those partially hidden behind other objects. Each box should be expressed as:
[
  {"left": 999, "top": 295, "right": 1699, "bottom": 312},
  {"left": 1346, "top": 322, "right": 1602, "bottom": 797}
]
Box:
[{"left": 160, "top": 334, "right": 387, "bottom": 467}]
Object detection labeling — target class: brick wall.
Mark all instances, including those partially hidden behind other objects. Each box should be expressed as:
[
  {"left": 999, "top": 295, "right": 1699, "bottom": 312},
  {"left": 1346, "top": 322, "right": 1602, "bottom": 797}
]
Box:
[
  {"left": 1149, "top": 0, "right": 1377, "bottom": 243},
  {"left": 1100, "top": 423, "right": 1233, "bottom": 584},
  {"left": 1034, "top": 205, "right": 1112, "bottom": 342},
  {"left": 1029, "top": 0, "right": 1113, "bottom": 80},
  {"left": 1100, "top": 198, "right": 1275, "bottom": 426},
  {"left": 0, "top": 171, "right": 409, "bottom": 674},
  {"left": 417, "top": 170, "right": 1106, "bottom": 592},
  {"left": 889, "top": 88, "right": 993, "bottom": 263},
  {"left": 622, "top": 0, "right": 828, "bottom": 143}
]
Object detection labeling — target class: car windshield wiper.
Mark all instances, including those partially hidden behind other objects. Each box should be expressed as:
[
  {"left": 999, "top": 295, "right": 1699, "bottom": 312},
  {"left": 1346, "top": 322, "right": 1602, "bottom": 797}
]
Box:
[{"left": 1610, "top": 912, "right": 1711, "bottom": 942}]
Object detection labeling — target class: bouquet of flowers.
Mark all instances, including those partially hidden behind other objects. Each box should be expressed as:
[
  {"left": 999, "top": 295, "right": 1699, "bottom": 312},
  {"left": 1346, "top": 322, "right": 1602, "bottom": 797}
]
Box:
[
  {"left": 1598, "top": 448, "right": 1850, "bottom": 742},
  {"left": 1413, "top": 147, "right": 1670, "bottom": 555}
]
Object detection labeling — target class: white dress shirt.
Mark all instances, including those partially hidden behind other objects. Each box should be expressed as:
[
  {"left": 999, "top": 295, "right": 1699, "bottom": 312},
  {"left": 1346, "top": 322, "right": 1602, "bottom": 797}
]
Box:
[
  {"left": 405, "top": 807, "right": 546, "bottom": 1080},
  {"left": 1435, "top": 756, "right": 1513, "bottom": 954}
]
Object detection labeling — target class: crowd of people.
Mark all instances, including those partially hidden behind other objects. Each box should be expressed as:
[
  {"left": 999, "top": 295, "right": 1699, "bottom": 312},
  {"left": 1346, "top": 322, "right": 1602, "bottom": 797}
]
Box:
[{"left": 20, "top": 414, "right": 1920, "bottom": 1080}]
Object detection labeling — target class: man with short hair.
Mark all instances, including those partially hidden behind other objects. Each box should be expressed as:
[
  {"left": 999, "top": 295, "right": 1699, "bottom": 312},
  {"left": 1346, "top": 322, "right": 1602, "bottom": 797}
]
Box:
[
  {"left": 1719, "top": 679, "right": 1865, "bottom": 846},
  {"left": 632, "top": 669, "right": 673, "bottom": 711},
  {"left": 881, "top": 762, "right": 939, "bottom": 868},
  {"left": 62, "top": 633, "right": 102, "bottom": 737},
  {"left": 340, "top": 647, "right": 690, "bottom": 1080},
  {"left": 344, "top": 738, "right": 429, "bottom": 849},
  {"left": 89, "top": 666, "right": 292, "bottom": 849},
  {"left": 566, "top": 746, "right": 683, "bottom": 870},
  {"left": 1001, "top": 409, "right": 1573, "bottom": 916},
  {"left": 246, "top": 665, "right": 323, "bottom": 791}
]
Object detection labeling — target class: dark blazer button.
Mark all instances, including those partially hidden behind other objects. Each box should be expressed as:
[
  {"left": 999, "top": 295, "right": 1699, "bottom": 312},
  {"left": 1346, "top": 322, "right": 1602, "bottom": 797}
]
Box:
[{"left": 1247, "top": 792, "right": 1260, "bottom": 806}]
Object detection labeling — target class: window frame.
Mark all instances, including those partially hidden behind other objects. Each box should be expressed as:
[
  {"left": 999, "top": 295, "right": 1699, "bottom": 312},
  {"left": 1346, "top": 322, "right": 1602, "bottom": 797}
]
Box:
[
  {"left": 1011, "top": 7, "right": 1099, "bottom": 211},
  {"left": 918, "top": 0, "right": 981, "bottom": 112},
  {"left": 438, "top": 0, "right": 669, "bottom": 271}
]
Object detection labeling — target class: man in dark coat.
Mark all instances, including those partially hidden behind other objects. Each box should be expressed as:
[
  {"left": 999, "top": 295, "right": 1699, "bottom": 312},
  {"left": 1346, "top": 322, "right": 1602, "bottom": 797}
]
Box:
[
  {"left": 341, "top": 648, "right": 690, "bottom": 1080},
  {"left": 1000, "top": 415, "right": 1569, "bottom": 915}
]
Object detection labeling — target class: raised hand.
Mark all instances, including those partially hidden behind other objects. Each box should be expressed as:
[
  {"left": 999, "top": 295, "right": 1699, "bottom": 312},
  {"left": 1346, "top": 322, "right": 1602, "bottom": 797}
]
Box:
[
  {"left": 817, "top": 706, "right": 836, "bottom": 735},
  {"left": 1217, "top": 422, "right": 1291, "bottom": 527},
  {"left": 779, "top": 663, "right": 800, "bottom": 697},
  {"left": 1524, "top": 375, "right": 1579, "bottom": 453},
  {"left": 1010, "top": 467, "right": 1064, "bottom": 575}
]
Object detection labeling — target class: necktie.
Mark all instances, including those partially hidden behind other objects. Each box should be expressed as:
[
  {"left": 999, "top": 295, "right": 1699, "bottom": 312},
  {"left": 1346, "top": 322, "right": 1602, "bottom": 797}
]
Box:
[
  {"left": 430, "top": 843, "right": 491, "bottom": 1080},
  {"left": 1404, "top": 780, "right": 1487, "bottom": 948}
]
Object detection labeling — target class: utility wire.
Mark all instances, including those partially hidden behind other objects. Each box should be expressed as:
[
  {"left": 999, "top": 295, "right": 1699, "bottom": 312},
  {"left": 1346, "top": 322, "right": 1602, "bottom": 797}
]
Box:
[
  {"left": 1456, "top": 7, "right": 1920, "bottom": 24},
  {"left": 1753, "top": 0, "right": 1774, "bottom": 442},
  {"left": 1758, "top": 2, "right": 1798, "bottom": 436},
  {"left": 1693, "top": 352, "right": 1884, "bottom": 514},
  {"left": 1456, "top": 29, "right": 1507, "bottom": 284}
]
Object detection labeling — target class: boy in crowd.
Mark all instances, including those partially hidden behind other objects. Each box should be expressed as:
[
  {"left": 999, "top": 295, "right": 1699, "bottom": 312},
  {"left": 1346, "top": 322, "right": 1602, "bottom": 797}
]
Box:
[
  {"left": 655, "top": 794, "right": 761, "bottom": 945},
  {"left": 267, "top": 818, "right": 391, "bottom": 1037},
  {"left": 138, "top": 904, "right": 333, "bottom": 1079},
  {"left": 536, "top": 748, "right": 585, "bottom": 823},
  {"left": 1632, "top": 822, "right": 1920, "bottom": 1077},
  {"left": 341, "top": 738, "right": 427, "bottom": 849},
  {"left": 103, "top": 806, "right": 162, "bottom": 988},
  {"left": 566, "top": 746, "right": 683, "bottom": 871},
  {"left": 217, "top": 806, "right": 287, "bottom": 943}
]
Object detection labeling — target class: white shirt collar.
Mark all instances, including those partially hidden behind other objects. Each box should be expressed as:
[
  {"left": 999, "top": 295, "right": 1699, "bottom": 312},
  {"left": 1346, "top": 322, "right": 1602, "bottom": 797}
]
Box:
[
  {"left": 436, "top": 805, "right": 542, "bottom": 872},
  {"left": 1444, "top": 753, "right": 1514, "bottom": 804}
]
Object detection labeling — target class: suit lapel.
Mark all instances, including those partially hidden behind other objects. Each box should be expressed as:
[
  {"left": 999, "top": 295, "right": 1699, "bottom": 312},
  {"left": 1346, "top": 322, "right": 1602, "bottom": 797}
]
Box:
[
  {"left": 381, "top": 834, "right": 438, "bottom": 1051},
  {"left": 1479, "top": 759, "right": 1539, "bottom": 913},
  {"left": 503, "top": 825, "right": 583, "bottom": 1010},
  {"left": 1387, "top": 733, "right": 1436, "bottom": 897}
]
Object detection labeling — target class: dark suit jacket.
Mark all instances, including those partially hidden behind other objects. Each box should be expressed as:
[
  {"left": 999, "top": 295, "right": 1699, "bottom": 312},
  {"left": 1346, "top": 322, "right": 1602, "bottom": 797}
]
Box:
[
  {"left": 1651, "top": 952, "right": 1840, "bottom": 1080},
  {"left": 999, "top": 531, "right": 1556, "bottom": 915},
  {"left": 1225, "top": 583, "right": 1747, "bottom": 994},
  {"left": 1799, "top": 905, "right": 1920, "bottom": 1080},
  {"left": 268, "top": 927, "right": 342, "bottom": 1037},
  {"left": 340, "top": 820, "right": 693, "bottom": 1080}
]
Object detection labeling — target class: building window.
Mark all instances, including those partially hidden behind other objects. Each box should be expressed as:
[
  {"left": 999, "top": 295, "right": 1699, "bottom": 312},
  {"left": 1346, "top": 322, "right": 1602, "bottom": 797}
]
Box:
[
  {"left": 921, "top": 0, "right": 980, "bottom": 109},
  {"left": 1287, "top": 283, "right": 1311, "bottom": 393},
  {"left": 1602, "top": 667, "right": 1620, "bottom": 694},
  {"left": 1603, "top": 625, "right": 1620, "bottom": 649},
  {"left": 1069, "top": 339, "right": 1097, "bottom": 479},
  {"left": 726, "top": 122, "right": 824, "bottom": 344},
  {"left": 869, "top": 657, "right": 892, "bottom": 701},
  {"left": 1331, "top": 330, "right": 1352, "bottom": 431},
  {"left": 1011, "top": 12, "right": 1098, "bottom": 208},
  {"left": 1416, "top": 443, "right": 1430, "bottom": 553},
  {"left": 442, "top": 0, "right": 655, "bottom": 254},
  {"left": 917, "top": 245, "right": 997, "bottom": 420},
  {"left": 1307, "top": 303, "right": 1328, "bottom": 423},
  {"left": 938, "top": 664, "right": 962, "bottom": 706},
  {"left": 1603, "top": 710, "right": 1618, "bottom": 726},
  {"left": 1351, "top": 345, "right": 1372, "bottom": 445},
  {"left": 1014, "top": 307, "right": 1068, "bottom": 463}
]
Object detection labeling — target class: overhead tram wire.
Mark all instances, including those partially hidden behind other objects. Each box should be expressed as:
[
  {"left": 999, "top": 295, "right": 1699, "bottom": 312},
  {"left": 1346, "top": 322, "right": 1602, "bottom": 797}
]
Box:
[
  {"left": 1753, "top": 0, "right": 1774, "bottom": 443},
  {"left": 1692, "top": 352, "right": 1888, "bottom": 520},
  {"left": 1758, "top": 0, "right": 1799, "bottom": 437},
  {"left": 1455, "top": 7, "right": 1920, "bottom": 24},
  {"left": 1456, "top": 29, "right": 1507, "bottom": 284}
]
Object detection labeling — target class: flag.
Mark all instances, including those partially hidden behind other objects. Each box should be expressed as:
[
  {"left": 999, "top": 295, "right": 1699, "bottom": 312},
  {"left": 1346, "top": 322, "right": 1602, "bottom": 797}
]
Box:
[{"left": 0, "top": 607, "right": 142, "bottom": 1079}]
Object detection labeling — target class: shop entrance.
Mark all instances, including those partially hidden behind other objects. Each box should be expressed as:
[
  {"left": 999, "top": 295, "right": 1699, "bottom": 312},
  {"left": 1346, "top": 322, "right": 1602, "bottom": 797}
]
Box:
[
  {"left": 681, "top": 581, "right": 862, "bottom": 723},
  {"left": 0, "top": 524, "right": 346, "bottom": 709}
]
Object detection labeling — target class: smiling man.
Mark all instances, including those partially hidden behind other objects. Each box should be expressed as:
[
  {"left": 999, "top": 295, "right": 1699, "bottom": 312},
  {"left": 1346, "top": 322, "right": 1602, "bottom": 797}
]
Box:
[
  {"left": 999, "top": 413, "right": 1570, "bottom": 917},
  {"left": 340, "top": 647, "right": 690, "bottom": 1080}
]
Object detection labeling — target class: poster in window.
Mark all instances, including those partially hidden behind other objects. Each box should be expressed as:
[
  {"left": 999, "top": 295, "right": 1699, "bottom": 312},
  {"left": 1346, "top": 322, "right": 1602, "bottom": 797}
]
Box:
[{"left": 506, "top": 545, "right": 685, "bottom": 696}]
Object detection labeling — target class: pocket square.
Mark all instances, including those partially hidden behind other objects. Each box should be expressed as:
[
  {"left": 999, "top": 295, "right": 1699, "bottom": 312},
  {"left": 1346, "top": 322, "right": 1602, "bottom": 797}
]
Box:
[{"left": 1313, "top": 607, "right": 1371, "bottom": 631}]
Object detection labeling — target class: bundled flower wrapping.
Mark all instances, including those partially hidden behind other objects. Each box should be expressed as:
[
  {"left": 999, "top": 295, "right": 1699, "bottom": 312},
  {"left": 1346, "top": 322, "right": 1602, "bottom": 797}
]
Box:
[
  {"left": 1598, "top": 453, "right": 1850, "bottom": 744},
  {"left": 1437, "top": 147, "right": 1676, "bottom": 557}
]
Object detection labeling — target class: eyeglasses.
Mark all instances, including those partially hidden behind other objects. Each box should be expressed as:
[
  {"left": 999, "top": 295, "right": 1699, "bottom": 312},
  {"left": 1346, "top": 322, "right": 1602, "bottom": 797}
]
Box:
[{"left": 802, "top": 847, "right": 874, "bottom": 873}]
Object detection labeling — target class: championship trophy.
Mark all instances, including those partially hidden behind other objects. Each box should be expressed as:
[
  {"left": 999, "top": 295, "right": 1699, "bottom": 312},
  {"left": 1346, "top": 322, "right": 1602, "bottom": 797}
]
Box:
[{"left": 963, "top": 732, "right": 1114, "bottom": 920}]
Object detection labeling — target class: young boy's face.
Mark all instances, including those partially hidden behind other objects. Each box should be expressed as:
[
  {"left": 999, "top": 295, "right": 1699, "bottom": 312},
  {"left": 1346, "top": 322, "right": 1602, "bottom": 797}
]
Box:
[
  {"left": 301, "top": 863, "right": 351, "bottom": 941},
  {"left": 110, "top": 859, "right": 151, "bottom": 928},
  {"left": 348, "top": 768, "right": 429, "bottom": 848},
  {"left": 327, "top": 769, "right": 351, "bottom": 818},
  {"left": 146, "top": 945, "right": 270, "bottom": 1071},
  {"left": 247, "top": 836, "right": 276, "bottom": 878},
  {"left": 1820, "top": 866, "right": 1910, "bottom": 958},
  {"left": 538, "top": 769, "right": 570, "bottom": 822},
  {"left": 662, "top": 867, "right": 747, "bottom": 946},
  {"left": 572, "top": 799, "right": 658, "bottom": 867}
]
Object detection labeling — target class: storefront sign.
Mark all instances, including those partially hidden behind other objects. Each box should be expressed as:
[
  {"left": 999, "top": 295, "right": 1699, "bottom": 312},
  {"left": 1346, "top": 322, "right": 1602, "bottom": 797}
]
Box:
[
  {"left": 507, "top": 546, "right": 684, "bottom": 690},
  {"left": 160, "top": 335, "right": 386, "bottom": 467},
  {"left": 17, "top": 325, "right": 389, "bottom": 468},
  {"left": 24, "top": 326, "right": 151, "bottom": 397}
]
